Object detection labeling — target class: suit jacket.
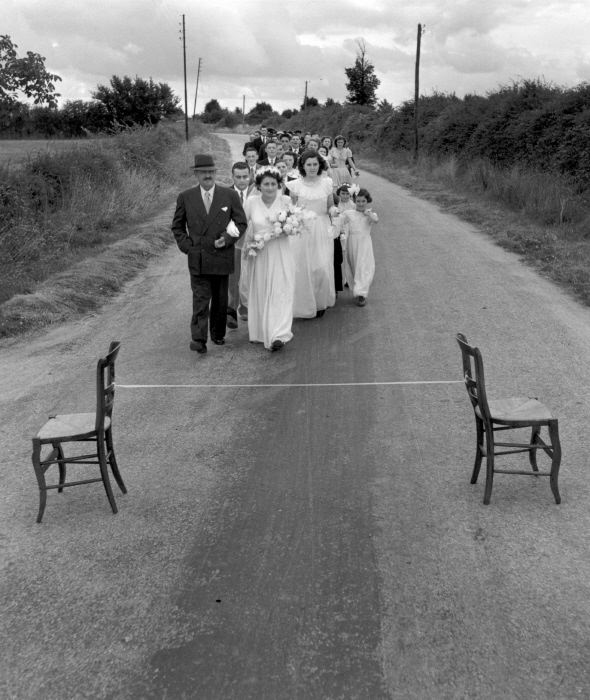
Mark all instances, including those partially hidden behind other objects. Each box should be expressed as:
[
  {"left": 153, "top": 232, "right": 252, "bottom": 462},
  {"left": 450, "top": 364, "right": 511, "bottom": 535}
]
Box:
[
  {"left": 256, "top": 157, "right": 278, "bottom": 167},
  {"left": 233, "top": 184, "right": 256, "bottom": 201},
  {"left": 171, "top": 184, "right": 247, "bottom": 275}
]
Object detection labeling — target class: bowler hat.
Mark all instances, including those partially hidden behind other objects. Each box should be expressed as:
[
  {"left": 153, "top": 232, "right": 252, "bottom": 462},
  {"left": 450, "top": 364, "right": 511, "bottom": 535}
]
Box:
[{"left": 191, "top": 154, "right": 216, "bottom": 170}]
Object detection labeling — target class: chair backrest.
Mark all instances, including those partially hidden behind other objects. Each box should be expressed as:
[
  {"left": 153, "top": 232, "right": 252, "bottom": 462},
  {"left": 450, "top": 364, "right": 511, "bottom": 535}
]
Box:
[
  {"left": 456, "top": 333, "right": 491, "bottom": 423},
  {"left": 95, "top": 341, "right": 121, "bottom": 432}
]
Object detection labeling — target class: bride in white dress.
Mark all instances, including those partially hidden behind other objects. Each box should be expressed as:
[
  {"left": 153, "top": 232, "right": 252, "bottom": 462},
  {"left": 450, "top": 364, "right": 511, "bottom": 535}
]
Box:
[
  {"left": 241, "top": 167, "right": 295, "bottom": 351},
  {"left": 287, "top": 150, "right": 337, "bottom": 318}
]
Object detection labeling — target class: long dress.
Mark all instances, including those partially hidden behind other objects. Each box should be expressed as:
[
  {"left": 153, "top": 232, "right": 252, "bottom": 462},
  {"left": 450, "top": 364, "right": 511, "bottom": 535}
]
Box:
[
  {"left": 242, "top": 194, "right": 295, "bottom": 349},
  {"left": 335, "top": 200, "right": 355, "bottom": 287},
  {"left": 328, "top": 146, "right": 354, "bottom": 187},
  {"left": 341, "top": 209, "right": 378, "bottom": 297},
  {"left": 288, "top": 177, "right": 336, "bottom": 317}
]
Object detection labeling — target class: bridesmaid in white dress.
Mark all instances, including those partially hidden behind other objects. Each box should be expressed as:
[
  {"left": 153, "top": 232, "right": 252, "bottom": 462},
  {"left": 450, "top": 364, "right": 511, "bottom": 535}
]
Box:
[
  {"left": 242, "top": 167, "right": 295, "bottom": 351},
  {"left": 288, "top": 150, "right": 337, "bottom": 318},
  {"left": 340, "top": 187, "right": 378, "bottom": 307}
]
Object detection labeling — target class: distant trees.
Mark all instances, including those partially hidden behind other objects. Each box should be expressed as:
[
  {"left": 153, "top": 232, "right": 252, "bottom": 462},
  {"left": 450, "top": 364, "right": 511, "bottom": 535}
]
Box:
[
  {"left": 301, "top": 96, "right": 319, "bottom": 110},
  {"left": 92, "top": 75, "right": 180, "bottom": 126},
  {"left": 345, "top": 40, "right": 380, "bottom": 107},
  {"left": 245, "top": 101, "right": 277, "bottom": 124},
  {"left": 201, "top": 98, "right": 224, "bottom": 123}
]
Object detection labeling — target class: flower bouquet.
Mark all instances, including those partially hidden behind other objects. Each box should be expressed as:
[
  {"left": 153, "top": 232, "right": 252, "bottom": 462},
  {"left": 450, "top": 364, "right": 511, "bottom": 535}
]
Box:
[{"left": 247, "top": 204, "right": 310, "bottom": 257}]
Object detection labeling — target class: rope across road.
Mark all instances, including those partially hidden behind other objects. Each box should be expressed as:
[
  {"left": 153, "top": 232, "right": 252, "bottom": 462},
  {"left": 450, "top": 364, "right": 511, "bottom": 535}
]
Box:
[{"left": 117, "top": 380, "right": 463, "bottom": 389}]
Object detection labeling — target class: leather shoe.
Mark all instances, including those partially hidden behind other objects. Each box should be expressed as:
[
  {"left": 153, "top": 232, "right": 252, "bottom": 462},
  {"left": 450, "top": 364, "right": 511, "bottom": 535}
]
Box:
[
  {"left": 227, "top": 315, "right": 238, "bottom": 330},
  {"left": 271, "top": 339, "right": 284, "bottom": 351},
  {"left": 356, "top": 296, "right": 366, "bottom": 307},
  {"left": 190, "top": 340, "right": 207, "bottom": 353},
  {"left": 211, "top": 337, "right": 225, "bottom": 345}
]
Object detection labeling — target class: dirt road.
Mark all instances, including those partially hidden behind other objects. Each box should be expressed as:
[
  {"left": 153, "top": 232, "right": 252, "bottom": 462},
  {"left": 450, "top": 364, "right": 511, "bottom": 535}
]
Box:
[{"left": 2, "top": 133, "right": 590, "bottom": 699}]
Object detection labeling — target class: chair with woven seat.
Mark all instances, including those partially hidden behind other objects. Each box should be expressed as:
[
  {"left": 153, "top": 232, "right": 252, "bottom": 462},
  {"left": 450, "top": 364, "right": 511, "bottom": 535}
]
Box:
[
  {"left": 31, "top": 341, "right": 127, "bottom": 522},
  {"left": 456, "top": 333, "right": 561, "bottom": 505}
]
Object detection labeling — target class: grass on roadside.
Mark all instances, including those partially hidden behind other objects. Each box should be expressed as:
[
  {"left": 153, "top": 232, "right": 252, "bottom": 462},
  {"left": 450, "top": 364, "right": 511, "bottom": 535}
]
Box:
[
  {"left": 0, "top": 125, "right": 232, "bottom": 338},
  {"left": 357, "top": 149, "right": 590, "bottom": 307}
]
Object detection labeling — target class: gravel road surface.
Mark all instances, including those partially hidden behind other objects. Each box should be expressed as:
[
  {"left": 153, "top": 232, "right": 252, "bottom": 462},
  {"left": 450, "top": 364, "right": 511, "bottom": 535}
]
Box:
[{"left": 1, "top": 133, "right": 590, "bottom": 699}]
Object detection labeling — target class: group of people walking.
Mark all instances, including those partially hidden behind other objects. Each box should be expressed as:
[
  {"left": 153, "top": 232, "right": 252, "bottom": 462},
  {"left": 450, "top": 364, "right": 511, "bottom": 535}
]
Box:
[{"left": 171, "top": 128, "right": 379, "bottom": 354}]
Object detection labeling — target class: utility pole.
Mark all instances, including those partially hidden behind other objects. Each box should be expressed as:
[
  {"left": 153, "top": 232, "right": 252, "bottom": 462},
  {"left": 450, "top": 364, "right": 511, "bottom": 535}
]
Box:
[
  {"left": 181, "top": 14, "right": 189, "bottom": 142},
  {"left": 192, "top": 57, "right": 202, "bottom": 118},
  {"left": 413, "top": 23, "right": 424, "bottom": 161},
  {"left": 303, "top": 80, "right": 308, "bottom": 129},
  {"left": 242, "top": 94, "right": 245, "bottom": 126}
]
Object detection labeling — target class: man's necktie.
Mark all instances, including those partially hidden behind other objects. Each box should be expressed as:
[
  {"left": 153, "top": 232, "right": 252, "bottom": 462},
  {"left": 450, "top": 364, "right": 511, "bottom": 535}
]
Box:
[
  {"left": 204, "top": 191, "right": 211, "bottom": 213},
  {"left": 240, "top": 190, "right": 244, "bottom": 204}
]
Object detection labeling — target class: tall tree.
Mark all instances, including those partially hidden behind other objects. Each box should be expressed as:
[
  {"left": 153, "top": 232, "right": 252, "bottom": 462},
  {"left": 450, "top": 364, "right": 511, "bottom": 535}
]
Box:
[
  {"left": 345, "top": 40, "right": 380, "bottom": 107},
  {"left": 92, "top": 75, "right": 180, "bottom": 126},
  {"left": 0, "top": 35, "right": 62, "bottom": 107}
]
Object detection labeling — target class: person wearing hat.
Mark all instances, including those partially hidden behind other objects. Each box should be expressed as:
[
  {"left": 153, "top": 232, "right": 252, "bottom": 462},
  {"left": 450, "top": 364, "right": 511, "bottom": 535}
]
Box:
[{"left": 171, "top": 154, "right": 248, "bottom": 353}]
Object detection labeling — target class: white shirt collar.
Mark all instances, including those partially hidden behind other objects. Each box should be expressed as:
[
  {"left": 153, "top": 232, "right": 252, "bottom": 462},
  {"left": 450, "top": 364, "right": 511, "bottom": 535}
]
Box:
[{"left": 200, "top": 185, "right": 215, "bottom": 199}]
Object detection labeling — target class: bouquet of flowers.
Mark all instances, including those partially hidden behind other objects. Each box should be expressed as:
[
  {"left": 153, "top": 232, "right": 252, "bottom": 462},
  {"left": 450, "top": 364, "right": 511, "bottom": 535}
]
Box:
[{"left": 247, "top": 204, "right": 309, "bottom": 257}]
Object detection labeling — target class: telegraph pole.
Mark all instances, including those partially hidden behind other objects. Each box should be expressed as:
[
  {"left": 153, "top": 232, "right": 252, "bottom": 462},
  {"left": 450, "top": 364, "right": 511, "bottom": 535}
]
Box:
[
  {"left": 413, "top": 23, "right": 424, "bottom": 161},
  {"left": 303, "top": 80, "right": 308, "bottom": 129},
  {"left": 192, "top": 57, "right": 202, "bottom": 118},
  {"left": 181, "top": 14, "right": 189, "bottom": 142},
  {"left": 242, "top": 94, "right": 245, "bottom": 126}
]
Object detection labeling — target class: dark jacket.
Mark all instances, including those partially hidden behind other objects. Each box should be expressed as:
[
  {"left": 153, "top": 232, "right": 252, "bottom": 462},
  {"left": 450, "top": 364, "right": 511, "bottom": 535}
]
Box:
[{"left": 171, "top": 184, "right": 247, "bottom": 275}]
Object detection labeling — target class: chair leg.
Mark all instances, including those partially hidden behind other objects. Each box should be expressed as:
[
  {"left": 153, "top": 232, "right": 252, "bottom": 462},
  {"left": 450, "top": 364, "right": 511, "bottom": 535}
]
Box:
[
  {"left": 106, "top": 428, "right": 127, "bottom": 494},
  {"left": 548, "top": 419, "right": 561, "bottom": 505},
  {"left": 529, "top": 426, "right": 540, "bottom": 472},
  {"left": 471, "top": 418, "right": 484, "bottom": 484},
  {"left": 483, "top": 430, "right": 495, "bottom": 505},
  {"left": 55, "top": 443, "right": 66, "bottom": 492},
  {"left": 32, "top": 440, "right": 47, "bottom": 524},
  {"left": 97, "top": 434, "right": 118, "bottom": 514}
]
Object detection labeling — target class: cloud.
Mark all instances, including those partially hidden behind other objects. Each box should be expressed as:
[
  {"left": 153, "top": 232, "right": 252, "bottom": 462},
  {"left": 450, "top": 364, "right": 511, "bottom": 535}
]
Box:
[{"left": 5, "top": 0, "right": 590, "bottom": 113}]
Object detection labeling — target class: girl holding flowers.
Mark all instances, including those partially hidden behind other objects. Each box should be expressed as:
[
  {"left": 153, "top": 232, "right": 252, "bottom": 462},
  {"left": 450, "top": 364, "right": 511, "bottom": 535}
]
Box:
[
  {"left": 241, "top": 166, "right": 297, "bottom": 351},
  {"left": 340, "top": 187, "right": 378, "bottom": 307}
]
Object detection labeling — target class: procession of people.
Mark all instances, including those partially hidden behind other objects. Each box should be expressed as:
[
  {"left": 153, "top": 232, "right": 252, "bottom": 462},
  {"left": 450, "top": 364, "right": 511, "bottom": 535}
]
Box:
[{"left": 171, "top": 127, "right": 378, "bottom": 354}]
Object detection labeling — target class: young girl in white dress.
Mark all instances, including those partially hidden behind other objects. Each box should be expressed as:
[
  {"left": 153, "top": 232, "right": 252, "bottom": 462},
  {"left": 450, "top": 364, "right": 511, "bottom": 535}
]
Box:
[
  {"left": 334, "top": 184, "right": 356, "bottom": 288},
  {"left": 241, "top": 167, "right": 295, "bottom": 350},
  {"left": 340, "top": 187, "right": 378, "bottom": 307},
  {"left": 288, "top": 150, "right": 338, "bottom": 318}
]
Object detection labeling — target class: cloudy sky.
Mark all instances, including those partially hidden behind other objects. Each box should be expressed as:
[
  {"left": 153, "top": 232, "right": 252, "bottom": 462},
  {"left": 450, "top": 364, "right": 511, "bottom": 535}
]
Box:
[{"left": 6, "top": 0, "right": 590, "bottom": 115}]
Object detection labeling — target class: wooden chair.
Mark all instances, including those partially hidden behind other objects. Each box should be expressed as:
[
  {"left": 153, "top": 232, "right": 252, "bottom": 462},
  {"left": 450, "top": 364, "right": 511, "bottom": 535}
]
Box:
[
  {"left": 31, "top": 341, "right": 127, "bottom": 523},
  {"left": 456, "top": 333, "right": 561, "bottom": 505}
]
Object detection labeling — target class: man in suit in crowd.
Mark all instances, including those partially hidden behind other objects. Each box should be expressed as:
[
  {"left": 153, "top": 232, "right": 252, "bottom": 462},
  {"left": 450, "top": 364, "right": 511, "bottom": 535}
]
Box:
[
  {"left": 244, "top": 146, "right": 260, "bottom": 182},
  {"left": 250, "top": 125, "right": 267, "bottom": 155},
  {"left": 242, "top": 130, "right": 260, "bottom": 156},
  {"left": 171, "top": 154, "right": 247, "bottom": 354},
  {"left": 290, "top": 134, "right": 302, "bottom": 155},
  {"left": 227, "top": 161, "right": 256, "bottom": 328},
  {"left": 257, "top": 140, "right": 279, "bottom": 166}
]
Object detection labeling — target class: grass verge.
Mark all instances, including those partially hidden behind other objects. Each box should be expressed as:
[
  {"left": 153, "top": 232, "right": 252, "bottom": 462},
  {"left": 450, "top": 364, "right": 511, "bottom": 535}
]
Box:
[
  {"left": 0, "top": 126, "right": 232, "bottom": 338},
  {"left": 357, "top": 150, "right": 590, "bottom": 307}
]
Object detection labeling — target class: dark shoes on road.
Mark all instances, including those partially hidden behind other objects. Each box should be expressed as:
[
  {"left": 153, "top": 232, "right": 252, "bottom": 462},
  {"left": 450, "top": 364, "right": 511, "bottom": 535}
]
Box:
[
  {"left": 190, "top": 340, "right": 207, "bottom": 354},
  {"left": 356, "top": 296, "right": 366, "bottom": 307},
  {"left": 227, "top": 309, "right": 238, "bottom": 330},
  {"left": 211, "top": 337, "right": 225, "bottom": 345},
  {"left": 271, "top": 339, "right": 284, "bottom": 352}
]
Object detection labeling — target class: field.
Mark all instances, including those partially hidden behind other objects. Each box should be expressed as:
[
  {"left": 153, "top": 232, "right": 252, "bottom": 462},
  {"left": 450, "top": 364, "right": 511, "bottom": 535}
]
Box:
[{"left": 0, "top": 138, "right": 106, "bottom": 168}]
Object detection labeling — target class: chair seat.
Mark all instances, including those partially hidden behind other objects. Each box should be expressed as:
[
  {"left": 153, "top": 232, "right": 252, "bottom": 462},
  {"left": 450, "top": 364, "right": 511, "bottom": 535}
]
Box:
[
  {"left": 36, "top": 413, "right": 110, "bottom": 440},
  {"left": 475, "top": 396, "right": 554, "bottom": 423}
]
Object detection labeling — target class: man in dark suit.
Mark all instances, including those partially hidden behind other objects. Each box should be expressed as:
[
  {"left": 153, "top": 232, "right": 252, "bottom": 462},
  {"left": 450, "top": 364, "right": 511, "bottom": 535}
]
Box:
[
  {"left": 227, "top": 161, "right": 256, "bottom": 329},
  {"left": 171, "top": 154, "right": 247, "bottom": 353},
  {"left": 257, "top": 140, "right": 279, "bottom": 166}
]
